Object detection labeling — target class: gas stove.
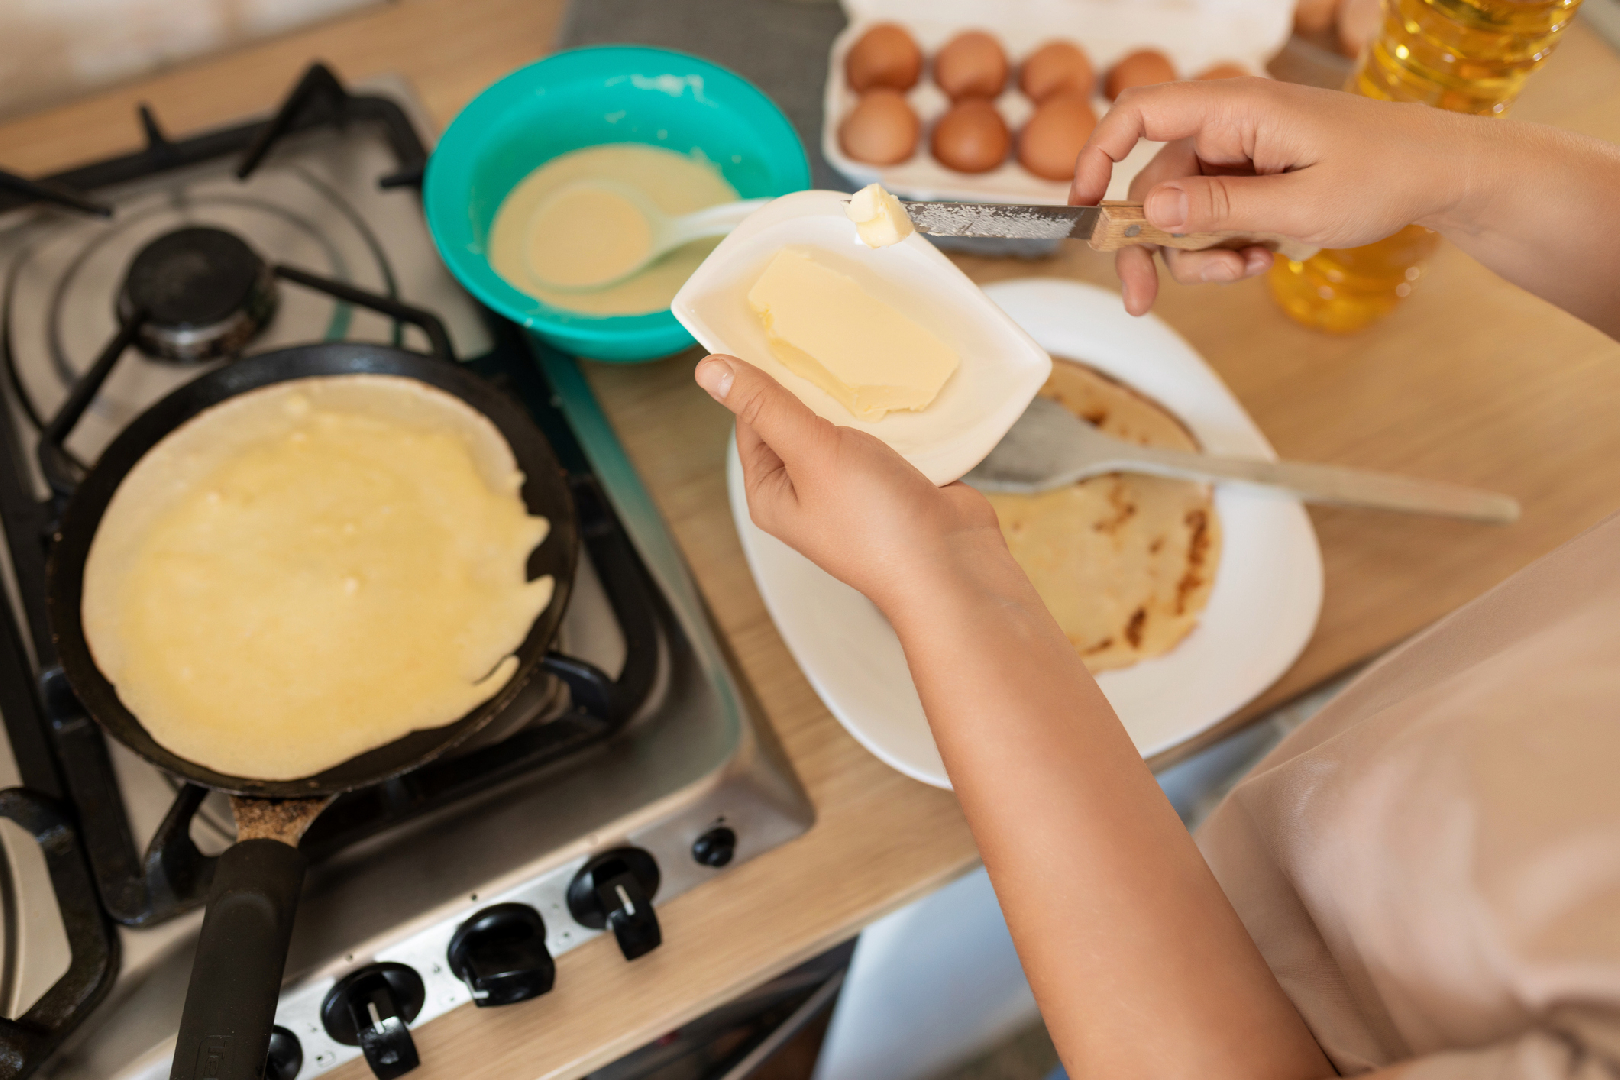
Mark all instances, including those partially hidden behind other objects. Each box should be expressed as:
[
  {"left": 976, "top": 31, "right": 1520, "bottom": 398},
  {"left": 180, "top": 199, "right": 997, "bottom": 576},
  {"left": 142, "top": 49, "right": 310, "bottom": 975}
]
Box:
[{"left": 0, "top": 65, "right": 812, "bottom": 1080}]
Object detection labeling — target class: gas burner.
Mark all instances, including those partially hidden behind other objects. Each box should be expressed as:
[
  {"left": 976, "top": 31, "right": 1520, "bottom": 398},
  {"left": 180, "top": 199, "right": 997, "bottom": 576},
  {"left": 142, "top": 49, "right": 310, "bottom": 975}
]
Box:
[{"left": 115, "top": 225, "right": 278, "bottom": 362}]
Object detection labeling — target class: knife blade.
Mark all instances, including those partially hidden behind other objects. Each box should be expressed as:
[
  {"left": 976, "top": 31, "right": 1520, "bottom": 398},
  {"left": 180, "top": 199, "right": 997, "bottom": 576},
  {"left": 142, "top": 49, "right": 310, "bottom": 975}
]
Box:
[
  {"left": 903, "top": 199, "right": 1317, "bottom": 261},
  {"left": 905, "top": 201, "right": 1102, "bottom": 240}
]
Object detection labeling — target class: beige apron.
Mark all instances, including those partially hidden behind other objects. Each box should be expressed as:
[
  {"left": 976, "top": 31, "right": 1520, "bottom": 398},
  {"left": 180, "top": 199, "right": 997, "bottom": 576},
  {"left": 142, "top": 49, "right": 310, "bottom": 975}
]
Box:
[{"left": 1198, "top": 510, "right": 1620, "bottom": 1078}]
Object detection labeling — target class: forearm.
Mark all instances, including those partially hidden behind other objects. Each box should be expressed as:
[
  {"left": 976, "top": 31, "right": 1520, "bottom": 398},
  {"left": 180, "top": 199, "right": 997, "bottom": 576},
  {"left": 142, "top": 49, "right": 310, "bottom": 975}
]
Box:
[
  {"left": 884, "top": 540, "right": 1332, "bottom": 1080},
  {"left": 1425, "top": 117, "right": 1620, "bottom": 337}
]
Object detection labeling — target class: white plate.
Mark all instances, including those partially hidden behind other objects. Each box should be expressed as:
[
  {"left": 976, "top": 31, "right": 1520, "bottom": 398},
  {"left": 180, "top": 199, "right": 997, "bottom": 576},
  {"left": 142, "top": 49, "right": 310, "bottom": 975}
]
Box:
[
  {"left": 823, "top": 0, "right": 1293, "bottom": 203},
  {"left": 672, "top": 190, "right": 1052, "bottom": 485},
  {"left": 727, "top": 279, "right": 1323, "bottom": 787}
]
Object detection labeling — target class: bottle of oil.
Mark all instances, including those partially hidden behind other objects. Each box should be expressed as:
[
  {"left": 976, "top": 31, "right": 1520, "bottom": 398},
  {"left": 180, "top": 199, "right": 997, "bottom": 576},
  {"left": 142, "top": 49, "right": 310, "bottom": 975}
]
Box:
[{"left": 1267, "top": 0, "right": 1583, "bottom": 333}]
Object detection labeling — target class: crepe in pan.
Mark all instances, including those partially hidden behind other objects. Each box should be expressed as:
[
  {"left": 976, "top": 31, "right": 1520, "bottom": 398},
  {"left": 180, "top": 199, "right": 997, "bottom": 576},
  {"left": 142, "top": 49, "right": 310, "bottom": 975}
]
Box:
[{"left": 80, "top": 375, "right": 555, "bottom": 781}]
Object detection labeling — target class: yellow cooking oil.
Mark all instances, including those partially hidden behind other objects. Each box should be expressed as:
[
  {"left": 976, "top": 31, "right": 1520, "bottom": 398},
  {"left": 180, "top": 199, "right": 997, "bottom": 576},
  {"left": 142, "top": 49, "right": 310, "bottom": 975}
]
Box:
[{"left": 1268, "top": 0, "right": 1583, "bottom": 333}]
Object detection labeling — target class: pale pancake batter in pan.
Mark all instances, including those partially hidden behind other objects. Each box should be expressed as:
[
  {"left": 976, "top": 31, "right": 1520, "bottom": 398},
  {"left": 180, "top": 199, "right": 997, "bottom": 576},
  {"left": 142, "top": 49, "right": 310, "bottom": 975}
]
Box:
[
  {"left": 81, "top": 375, "right": 555, "bottom": 780},
  {"left": 986, "top": 360, "right": 1222, "bottom": 672}
]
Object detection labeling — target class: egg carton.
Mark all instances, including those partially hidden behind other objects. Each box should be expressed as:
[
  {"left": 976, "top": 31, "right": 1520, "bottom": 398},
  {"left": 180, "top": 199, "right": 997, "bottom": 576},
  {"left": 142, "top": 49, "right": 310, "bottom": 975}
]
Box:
[{"left": 823, "top": 0, "right": 1294, "bottom": 205}]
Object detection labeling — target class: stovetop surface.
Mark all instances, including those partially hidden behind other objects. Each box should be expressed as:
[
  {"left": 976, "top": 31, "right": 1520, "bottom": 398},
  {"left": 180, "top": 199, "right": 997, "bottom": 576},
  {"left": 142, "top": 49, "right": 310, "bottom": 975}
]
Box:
[
  {"left": 1, "top": 78, "right": 489, "bottom": 468},
  {"left": 0, "top": 69, "right": 812, "bottom": 1080}
]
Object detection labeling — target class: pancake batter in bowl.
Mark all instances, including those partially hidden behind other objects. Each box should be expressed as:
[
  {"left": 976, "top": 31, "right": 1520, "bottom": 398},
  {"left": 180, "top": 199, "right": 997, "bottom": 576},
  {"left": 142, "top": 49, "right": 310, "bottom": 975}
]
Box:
[
  {"left": 489, "top": 143, "right": 738, "bottom": 315},
  {"left": 81, "top": 375, "right": 555, "bottom": 781}
]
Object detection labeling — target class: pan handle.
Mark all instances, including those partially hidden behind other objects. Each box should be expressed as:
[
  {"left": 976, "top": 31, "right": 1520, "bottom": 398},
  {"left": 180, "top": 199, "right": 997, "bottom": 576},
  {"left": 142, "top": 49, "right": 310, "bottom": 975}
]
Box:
[{"left": 170, "top": 838, "right": 306, "bottom": 1080}]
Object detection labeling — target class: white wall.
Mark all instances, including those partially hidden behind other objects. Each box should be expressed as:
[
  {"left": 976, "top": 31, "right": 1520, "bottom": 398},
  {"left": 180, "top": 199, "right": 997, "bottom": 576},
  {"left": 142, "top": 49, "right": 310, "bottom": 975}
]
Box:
[{"left": 0, "top": 0, "right": 383, "bottom": 121}]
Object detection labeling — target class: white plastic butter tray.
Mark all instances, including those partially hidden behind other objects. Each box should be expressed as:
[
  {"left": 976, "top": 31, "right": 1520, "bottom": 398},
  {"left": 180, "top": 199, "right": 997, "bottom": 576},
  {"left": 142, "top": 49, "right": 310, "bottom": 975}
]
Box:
[{"left": 672, "top": 190, "right": 1052, "bottom": 486}]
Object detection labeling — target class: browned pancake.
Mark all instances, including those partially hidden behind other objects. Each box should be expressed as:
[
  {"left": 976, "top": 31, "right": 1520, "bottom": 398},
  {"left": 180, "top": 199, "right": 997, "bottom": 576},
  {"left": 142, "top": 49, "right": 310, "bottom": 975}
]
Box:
[{"left": 985, "top": 359, "right": 1221, "bottom": 672}]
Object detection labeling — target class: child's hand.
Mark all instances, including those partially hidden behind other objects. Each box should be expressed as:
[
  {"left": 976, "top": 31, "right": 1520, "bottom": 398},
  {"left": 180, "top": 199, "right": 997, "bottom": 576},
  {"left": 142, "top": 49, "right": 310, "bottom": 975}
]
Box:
[
  {"left": 1070, "top": 79, "right": 1468, "bottom": 314},
  {"left": 693, "top": 354, "right": 1007, "bottom": 615}
]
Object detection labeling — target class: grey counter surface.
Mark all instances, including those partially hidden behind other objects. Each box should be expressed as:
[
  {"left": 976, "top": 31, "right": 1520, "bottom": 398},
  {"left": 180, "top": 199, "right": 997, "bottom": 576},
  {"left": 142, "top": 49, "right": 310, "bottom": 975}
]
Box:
[{"left": 559, "top": 0, "right": 851, "bottom": 191}]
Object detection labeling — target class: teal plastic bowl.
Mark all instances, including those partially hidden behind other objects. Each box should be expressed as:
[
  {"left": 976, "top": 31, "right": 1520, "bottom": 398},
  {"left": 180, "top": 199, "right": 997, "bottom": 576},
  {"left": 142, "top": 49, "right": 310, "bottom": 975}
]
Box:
[{"left": 426, "top": 47, "right": 811, "bottom": 363}]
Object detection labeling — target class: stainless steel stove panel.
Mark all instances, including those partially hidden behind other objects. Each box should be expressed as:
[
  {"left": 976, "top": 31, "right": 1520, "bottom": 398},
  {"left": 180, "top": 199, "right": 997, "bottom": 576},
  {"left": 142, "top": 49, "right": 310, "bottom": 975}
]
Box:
[
  {"left": 0, "top": 73, "right": 814, "bottom": 1080},
  {"left": 0, "top": 108, "right": 488, "bottom": 470}
]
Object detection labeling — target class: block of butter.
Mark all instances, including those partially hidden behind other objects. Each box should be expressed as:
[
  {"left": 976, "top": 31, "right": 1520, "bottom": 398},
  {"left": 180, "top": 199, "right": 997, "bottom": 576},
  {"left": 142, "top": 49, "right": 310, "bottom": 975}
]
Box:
[{"left": 746, "top": 247, "right": 959, "bottom": 421}]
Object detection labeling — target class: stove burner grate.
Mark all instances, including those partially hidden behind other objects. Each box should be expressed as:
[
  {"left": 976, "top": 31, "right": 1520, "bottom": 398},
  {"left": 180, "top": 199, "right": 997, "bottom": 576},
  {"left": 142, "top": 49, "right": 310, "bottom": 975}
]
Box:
[
  {"left": 0, "top": 67, "right": 655, "bottom": 1080},
  {"left": 116, "top": 226, "right": 279, "bottom": 362}
]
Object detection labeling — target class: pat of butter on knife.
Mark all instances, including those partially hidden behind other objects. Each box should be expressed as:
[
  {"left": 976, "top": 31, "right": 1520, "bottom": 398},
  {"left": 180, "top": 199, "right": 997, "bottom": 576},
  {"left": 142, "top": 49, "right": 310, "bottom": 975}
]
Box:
[
  {"left": 747, "top": 247, "right": 958, "bottom": 421},
  {"left": 845, "top": 183, "right": 915, "bottom": 248}
]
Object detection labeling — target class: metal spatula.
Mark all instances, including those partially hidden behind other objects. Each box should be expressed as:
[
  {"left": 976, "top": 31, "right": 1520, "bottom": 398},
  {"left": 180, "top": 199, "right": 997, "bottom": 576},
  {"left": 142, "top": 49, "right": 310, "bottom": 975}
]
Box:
[{"left": 964, "top": 397, "right": 1519, "bottom": 523}]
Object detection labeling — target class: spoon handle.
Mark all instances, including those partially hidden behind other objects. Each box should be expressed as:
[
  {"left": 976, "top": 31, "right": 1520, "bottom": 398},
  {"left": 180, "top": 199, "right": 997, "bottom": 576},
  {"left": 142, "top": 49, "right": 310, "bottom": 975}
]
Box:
[
  {"left": 1104, "top": 445, "right": 1520, "bottom": 523},
  {"left": 663, "top": 198, "right": 774, "bottom": 246}
]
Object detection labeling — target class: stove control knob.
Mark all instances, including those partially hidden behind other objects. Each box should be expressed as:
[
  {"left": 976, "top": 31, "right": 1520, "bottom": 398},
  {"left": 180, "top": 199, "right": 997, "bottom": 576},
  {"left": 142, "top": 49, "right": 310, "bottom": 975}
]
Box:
[
  {"left": 446, "top": 903, "right": 556, "bottom": 1007},
  {"left": 320, "top": 962, "right": 425, "bottom": 1080},
  {"left": 566, "top": 847, "right": 662, "bottom": 961},
  {"left": 692, "top": 826, "right": 737, "bottom": 868},
  {"left": 264, "top": 1025, "right": 303, "bottom": 1080}
]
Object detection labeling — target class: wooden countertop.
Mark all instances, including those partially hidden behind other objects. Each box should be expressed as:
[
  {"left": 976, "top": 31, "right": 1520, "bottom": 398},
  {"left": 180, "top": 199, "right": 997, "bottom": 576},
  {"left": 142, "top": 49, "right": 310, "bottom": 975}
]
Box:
[{"left": 3, "top": 2, "right": 1617, "bottom": 1077}]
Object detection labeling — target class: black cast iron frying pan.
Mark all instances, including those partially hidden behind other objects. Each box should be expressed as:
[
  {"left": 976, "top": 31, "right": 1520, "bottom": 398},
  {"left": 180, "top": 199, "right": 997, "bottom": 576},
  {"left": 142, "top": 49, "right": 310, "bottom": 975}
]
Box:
[{"left": 43, "top": 342, "right": 579, "bottom": 1080}]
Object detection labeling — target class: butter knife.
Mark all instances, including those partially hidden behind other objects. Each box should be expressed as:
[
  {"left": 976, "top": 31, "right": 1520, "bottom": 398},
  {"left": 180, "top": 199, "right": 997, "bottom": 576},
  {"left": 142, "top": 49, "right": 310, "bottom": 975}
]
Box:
[{"left": 904, "top": 199, "right": 1318, "bottom": 261}]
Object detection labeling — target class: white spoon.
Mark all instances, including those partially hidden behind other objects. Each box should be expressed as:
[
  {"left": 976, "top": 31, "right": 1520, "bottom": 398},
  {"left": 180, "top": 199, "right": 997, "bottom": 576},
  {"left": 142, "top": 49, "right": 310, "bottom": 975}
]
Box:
[{"left": 523, "top": 181, "right": 769, "bottom": 291}]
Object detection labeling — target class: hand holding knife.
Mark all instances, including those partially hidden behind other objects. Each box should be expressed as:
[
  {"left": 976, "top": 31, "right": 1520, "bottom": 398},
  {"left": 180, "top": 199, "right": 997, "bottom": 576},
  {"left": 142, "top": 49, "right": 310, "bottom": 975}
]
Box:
[{"left": 902, "top": 199, "right": 1318, "bottom": 261}]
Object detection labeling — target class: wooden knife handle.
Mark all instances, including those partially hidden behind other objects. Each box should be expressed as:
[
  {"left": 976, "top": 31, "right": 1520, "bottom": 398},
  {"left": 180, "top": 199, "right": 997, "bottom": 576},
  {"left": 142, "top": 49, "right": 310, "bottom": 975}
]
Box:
[{"left": 1088, "top": 201, "right": 1318, "bottom": 262}]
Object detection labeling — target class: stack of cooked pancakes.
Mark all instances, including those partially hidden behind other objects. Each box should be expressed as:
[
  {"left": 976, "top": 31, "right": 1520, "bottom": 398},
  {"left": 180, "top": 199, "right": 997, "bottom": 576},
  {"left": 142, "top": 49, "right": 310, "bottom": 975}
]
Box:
[
  {"left": 81, "top": 375, "right": 554, "bottom": 781},
  {"left": 985, "top": 360, "right": 1221, "bottom": 672}
]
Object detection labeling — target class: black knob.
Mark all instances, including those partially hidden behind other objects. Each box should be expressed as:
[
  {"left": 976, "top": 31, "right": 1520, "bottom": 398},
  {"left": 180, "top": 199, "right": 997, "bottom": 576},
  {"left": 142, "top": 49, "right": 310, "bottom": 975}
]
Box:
[
  {"left": 262, "top": 1025, "right": 302, "bottom": 1080},
  {"left": 691, "top": 826, "right": 737, "bottom": 868},
  {"left": 320, "top": 963, "right": 425, "bottom": 1080},
  {"left": 566, "top": 847, "right": 662, "bottom": 961},
  {"left": 447, "top": 903, "right": 556, "bottom": 1007}
]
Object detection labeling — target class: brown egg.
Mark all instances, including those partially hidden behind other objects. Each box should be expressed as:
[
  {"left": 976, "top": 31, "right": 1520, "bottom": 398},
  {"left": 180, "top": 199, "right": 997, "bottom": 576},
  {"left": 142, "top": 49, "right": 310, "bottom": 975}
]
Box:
[
  {"left": 839, "top": 89, "right": 921, "bottom": 165},
  {"left": 1020, "top": 40, "right": 1095, "bottom": 102},
  {"left": 1104, "top": 49, "right": 1177, "bottom": 100},
  {"left": 1195, "top": 61, "right": 1251, "bottom": 80},
  {"left": 845, "top": 23, "right": 924, "bottom": 92},
  {"left": 933, "top": 30, "right": 1009, "bottom": 101},
  {"left": 930, "top": 99, "right": 1010, "bottom": 174},
  {"left": 1017, "top": 92, "right": 1097, "bottom": 181}
]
